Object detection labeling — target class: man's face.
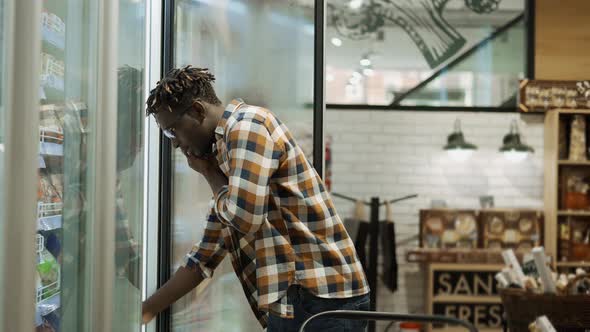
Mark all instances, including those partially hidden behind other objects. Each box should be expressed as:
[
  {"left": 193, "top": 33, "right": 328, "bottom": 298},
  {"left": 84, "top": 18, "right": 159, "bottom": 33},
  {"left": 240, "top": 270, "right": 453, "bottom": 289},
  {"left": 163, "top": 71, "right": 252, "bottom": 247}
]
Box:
[{"left": 153, "top": 101, "right": 217, "bottom": 158}]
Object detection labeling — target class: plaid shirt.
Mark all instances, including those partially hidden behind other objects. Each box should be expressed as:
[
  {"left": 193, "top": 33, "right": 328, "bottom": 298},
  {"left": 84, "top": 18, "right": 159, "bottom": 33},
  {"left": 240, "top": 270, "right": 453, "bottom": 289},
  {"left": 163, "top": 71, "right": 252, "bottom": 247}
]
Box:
[{"left": 183, "top": 99, "right": 369, "bottom": 327}]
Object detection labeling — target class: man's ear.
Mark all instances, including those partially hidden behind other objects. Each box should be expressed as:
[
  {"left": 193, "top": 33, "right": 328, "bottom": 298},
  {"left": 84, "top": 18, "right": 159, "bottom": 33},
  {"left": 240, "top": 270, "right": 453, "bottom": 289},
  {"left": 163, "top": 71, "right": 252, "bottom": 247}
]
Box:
[{"left": 187, "top": 100, "right": 206, "bottom": 123}]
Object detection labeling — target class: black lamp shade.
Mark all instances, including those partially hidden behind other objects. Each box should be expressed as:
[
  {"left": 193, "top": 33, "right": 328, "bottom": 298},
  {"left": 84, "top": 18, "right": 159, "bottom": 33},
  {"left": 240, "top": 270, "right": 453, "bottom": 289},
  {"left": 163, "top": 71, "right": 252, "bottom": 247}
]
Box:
[
  {"left": 444, "top": 132, "right": 477, "bottom": 150},
  {"left": 499, "top": 132, "right": 534, "bottom": 153}
]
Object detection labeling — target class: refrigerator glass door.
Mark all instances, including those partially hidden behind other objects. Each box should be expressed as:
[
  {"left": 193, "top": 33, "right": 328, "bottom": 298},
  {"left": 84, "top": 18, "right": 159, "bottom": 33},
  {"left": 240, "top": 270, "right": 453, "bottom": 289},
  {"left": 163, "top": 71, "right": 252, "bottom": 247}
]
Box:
[
  {"left": 36, "top": 1, "right": 147, "bottom": 331},
  {"left": 38, "top": 1, "right": 99, "bottom": 330},
  {"left": 170, "top": 1, "right": 316, "bottom": 331},
  {"left": 112, "top": 1, "right": 147, "bottom": 331}
]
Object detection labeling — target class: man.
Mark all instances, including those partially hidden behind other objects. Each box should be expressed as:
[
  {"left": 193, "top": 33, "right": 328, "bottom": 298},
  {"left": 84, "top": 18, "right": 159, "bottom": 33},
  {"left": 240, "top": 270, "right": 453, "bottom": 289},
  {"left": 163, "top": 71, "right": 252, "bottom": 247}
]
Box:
[{"left": 142, "top": 66, "right": 369, "bottom": 331}]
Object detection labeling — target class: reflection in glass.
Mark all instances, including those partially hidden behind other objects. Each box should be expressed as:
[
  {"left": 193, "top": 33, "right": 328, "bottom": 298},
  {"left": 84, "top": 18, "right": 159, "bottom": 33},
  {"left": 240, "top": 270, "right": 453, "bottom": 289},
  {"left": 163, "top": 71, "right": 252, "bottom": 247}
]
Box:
[
  {"left": 171, "top": 1, "right": 315, "bottom": 330},
  {"left": 326, "top": 0, "right": 526, "bottom": 108},
  {"left": 112, "top": 1, "right": 146, "bottom": 330}
]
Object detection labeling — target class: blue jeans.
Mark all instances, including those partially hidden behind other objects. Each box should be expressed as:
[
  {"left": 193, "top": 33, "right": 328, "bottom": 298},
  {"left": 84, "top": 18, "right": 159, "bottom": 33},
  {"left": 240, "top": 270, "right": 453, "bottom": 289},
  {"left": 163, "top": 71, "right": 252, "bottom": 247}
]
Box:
[{"left": 266, "top": 285, "right": 370, "bottom": 332}]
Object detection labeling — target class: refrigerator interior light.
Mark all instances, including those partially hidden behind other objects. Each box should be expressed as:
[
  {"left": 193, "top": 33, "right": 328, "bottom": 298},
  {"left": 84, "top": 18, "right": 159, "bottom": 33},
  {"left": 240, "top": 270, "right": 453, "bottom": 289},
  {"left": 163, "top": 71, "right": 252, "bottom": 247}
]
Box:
[
  {"left": 362, "top": 67, "right": 374, "bottom": 76},
  {"left": 349, "top": 0, "right": 363, "bottom": 10},
  {"left": 331, "top": 37, "right": 343, "bottom": 47}
]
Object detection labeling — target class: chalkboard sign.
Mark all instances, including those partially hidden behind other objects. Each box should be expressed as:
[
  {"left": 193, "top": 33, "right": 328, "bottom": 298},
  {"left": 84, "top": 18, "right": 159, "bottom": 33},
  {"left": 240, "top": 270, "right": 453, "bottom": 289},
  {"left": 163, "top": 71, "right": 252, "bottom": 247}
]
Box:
[
  {"left": 433, "top": 270, "right": 499, "bottom": 296},
  {"left": 433, "top": 303, "right": 503, "bottom": 328},
  {"left": 427, "top": 264, "right": 504, "bottom": 332}
]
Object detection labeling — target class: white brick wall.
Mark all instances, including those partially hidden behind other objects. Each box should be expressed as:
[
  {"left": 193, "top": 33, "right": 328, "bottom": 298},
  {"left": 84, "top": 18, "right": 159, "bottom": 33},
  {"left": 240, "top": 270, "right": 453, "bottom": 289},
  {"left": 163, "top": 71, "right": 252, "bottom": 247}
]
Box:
[{"left": 326, "top": 110, "right": 545, "bottom": 330}]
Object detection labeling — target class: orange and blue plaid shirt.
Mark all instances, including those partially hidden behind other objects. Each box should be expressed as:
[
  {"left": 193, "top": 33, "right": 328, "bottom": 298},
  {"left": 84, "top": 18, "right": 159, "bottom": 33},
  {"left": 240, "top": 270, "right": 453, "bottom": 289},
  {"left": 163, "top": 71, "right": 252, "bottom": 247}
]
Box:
[{"left": 183, "top": 99, "right": 369, "bottom": 327}]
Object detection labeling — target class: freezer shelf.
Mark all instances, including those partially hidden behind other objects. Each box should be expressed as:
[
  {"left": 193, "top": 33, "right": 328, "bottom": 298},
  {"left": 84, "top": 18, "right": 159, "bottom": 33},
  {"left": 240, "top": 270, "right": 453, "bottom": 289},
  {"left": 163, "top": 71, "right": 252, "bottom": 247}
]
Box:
[
  {"left": 39, "top": 142, "right": 63, "bottom": 156},
  {"left": 41, "top": 74, "right": 65, "bottom": 92},
  {"left": 35, "top": 292, "right": 60, "bottom": 325},
  {"left": 42, "top": 25, "right": 65, "bottom": 50},
  {"left": 41, "top": 15, "right": 65, "bottom": 50},
  {"left": 36, "top": 234, "right": 45, "bottom": 253},
  {"left": 35, "top": 266, "right": 61, "bottom": 326},
  {"left": 39, "top": 126, "right": 64, "bottom": 156},
  {"left": 37, "top": 202, "right": 63, "bottom": 231},
  {"left": 38, "top": 215, "right": 62, "bottom": 231}
]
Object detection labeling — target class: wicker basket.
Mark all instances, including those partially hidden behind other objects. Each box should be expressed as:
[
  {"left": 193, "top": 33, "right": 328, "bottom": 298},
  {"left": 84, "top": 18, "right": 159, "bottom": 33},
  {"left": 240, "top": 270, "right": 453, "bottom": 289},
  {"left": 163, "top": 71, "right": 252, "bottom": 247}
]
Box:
[{"left": 500, "top": 275, "right": 590, "bottom": 332}]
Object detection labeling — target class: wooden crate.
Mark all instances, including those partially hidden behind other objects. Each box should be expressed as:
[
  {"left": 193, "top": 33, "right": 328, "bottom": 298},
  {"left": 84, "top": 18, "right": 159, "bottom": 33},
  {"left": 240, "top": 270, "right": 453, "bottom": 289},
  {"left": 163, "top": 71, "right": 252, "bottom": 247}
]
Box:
[{"left": 420, "top": 210, "right": 479, "bottom": 250}]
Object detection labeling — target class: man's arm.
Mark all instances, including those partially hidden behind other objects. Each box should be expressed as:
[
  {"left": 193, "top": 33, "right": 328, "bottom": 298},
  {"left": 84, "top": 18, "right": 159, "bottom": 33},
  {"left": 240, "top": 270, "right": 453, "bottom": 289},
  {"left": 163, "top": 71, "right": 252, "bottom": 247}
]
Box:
[
  {"left": 141, "top": 266, "right": 203, "bottom": 324},
  {"left": 215, "top": 119, "right": 282, "bottom": 234},
  {"left": 142, "top": 206, "right": 227, "bottom": 324}
]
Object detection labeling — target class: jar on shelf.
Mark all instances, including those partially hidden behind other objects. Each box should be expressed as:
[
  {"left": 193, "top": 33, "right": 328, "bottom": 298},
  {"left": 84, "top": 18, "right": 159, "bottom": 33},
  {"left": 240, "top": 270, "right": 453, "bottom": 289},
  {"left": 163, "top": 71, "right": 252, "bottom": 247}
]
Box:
[{"left": 569, "top": 115, "right": 587, "bottom": 161}]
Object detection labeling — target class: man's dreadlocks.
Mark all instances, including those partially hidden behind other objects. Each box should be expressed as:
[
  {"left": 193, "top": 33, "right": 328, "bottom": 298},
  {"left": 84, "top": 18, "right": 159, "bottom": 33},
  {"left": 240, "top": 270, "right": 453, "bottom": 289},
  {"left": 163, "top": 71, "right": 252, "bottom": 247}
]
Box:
[{"left": 145, "top": 66, "right": 222, "bottom": 116}]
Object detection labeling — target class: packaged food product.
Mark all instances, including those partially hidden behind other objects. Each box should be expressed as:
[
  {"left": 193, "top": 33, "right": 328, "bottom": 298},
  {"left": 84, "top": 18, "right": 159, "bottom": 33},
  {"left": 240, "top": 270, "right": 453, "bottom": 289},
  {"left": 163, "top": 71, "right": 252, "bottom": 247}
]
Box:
[
  {"left": 481, "top": 210, "right": 542, "bottom": 252},
  {"left": 38, "top": 174, "right": 61, "bottom": 203},
  {"left": 37, "top": 248, "right": 60, "bottom": 299},
  {"left": 420, "top": 210, "right": 478, "bottom": 249}
]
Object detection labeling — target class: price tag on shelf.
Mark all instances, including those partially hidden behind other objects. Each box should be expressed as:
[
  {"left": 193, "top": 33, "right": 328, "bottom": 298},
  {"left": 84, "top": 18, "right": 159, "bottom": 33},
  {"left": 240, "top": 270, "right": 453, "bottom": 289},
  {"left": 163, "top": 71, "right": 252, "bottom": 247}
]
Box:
[
  {"left": 39, "top": 86, "right": 46, "bottom": 100},
  {"left": 35, "top": 310, "right": 43, "bottom": 327}
]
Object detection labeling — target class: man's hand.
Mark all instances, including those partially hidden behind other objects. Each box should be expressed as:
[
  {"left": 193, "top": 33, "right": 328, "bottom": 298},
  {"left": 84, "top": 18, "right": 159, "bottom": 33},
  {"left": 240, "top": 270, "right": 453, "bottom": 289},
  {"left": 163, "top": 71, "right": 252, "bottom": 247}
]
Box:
[
  {"left": 140, "top": 267, "right": 204, "bottom": 325},
  {"left": 141, "top": 302, "right": 156, "bottom": 324},
  {"left": 186, "top": 153, "right": 228, "bottom": 194}
]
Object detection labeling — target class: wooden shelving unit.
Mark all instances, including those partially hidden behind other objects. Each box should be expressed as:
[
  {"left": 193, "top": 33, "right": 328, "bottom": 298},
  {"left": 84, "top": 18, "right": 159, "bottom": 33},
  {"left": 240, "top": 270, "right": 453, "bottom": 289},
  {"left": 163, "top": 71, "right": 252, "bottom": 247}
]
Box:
[
  {"left": 556, "top": 261, "right": 590, "bottom": 268},
  {"left": 557, "top": 210, "right": 590, "bottom": 217},
  {"left": 558, "top": 160, "right": 590, "bottom": 166},
  {"left": 432, "top": 295, "right": 501, "bottom": 304},
  {"left": 545, "top": 109, "right": 590, "bottom": 268},
  {"left": 555, "top": 109, "right": 590, "bottom": 115}
]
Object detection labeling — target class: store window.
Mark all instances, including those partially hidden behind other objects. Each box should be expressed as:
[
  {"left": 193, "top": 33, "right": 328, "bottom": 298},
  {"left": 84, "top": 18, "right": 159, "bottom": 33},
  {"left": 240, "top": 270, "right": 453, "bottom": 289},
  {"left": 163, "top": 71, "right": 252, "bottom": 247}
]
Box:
[{"left": 326, "top": 0, "right": 528, "bottom": 109}]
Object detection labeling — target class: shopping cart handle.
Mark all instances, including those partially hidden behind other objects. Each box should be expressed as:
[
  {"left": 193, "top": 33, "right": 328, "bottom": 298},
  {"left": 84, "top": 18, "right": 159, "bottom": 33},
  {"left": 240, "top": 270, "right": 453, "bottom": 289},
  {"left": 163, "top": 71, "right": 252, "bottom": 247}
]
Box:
[{"left": 298, "top": 310, "right": 478, "bottom": 332}]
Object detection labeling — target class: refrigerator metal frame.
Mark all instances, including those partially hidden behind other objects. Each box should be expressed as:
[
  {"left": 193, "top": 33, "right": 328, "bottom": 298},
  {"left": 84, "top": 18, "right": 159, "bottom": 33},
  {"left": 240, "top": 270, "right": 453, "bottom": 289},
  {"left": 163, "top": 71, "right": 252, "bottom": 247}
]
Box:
[
  {"left": 143, "top": 1, "right": 163, "bottom": 332},
  {"left": 156, "top": 0, "right": 175, "bottom": 330},
  {"left": 1, "top": 1, "right": 42, "bottom": 331},
  {"left": 154, "top": 0, "right": 326, "bottom": 331},
  {"left": 91, "top": 0, "right": 120, "bottom": 329}
]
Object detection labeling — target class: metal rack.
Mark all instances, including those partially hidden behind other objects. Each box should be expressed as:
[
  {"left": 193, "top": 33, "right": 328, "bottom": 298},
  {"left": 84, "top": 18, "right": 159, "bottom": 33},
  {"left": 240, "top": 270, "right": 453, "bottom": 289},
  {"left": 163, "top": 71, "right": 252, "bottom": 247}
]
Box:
[
  {"left": 299, "top": 310, "right": 478, "bottom": 332},
  {"left": 35, "top": 233, "right": 60, "bottom": 324}
]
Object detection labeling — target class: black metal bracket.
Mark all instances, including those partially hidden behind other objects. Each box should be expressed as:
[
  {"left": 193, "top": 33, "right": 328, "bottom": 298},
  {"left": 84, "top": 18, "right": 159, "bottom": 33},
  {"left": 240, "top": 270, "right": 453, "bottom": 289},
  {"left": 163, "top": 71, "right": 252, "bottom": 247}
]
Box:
[
  {"left": 525, "top": 0, "right": 535, "bottom": 79},
  {"left": 313, "top": 0, "right": 325, "bottom": 178},
  {"left": 331, "top": 192, "right": 418, "bottom": 206}
]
